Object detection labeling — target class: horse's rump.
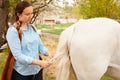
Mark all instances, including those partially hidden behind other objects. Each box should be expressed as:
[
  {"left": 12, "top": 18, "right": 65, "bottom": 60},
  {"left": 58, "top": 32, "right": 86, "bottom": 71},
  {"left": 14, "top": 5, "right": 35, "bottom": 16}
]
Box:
[{"left": 55, "top": 18, "right": 120, "bottom": 80}]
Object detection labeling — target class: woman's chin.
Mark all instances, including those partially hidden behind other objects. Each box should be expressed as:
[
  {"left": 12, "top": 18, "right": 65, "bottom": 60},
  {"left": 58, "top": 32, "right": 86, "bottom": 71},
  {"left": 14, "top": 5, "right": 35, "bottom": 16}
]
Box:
[{"left": 26, "top": 21, "right": 30, "bottom": 23}]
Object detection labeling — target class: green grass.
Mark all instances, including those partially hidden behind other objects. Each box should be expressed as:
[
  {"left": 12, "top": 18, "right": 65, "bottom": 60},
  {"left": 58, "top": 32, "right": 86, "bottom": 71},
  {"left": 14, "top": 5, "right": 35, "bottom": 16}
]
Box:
[
  {"left": 40, "top": 23, "right": 73, "bottom": 28},
  {"left": 0, "top": 48, "right": 8, "bottom": 75},
  {"left": 43, "top": 29, "right": 63, "bottom": 35},
  {"left": 101, "top": 76, "right": 114, "bottom": 80},
  {"left": 36, "top": 23, "right": 74, "bottom": 35}
]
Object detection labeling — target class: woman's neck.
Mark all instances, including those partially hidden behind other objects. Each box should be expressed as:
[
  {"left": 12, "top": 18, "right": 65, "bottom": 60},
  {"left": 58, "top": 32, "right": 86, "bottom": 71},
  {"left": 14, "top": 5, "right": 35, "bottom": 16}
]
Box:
[{"left": 21, "top": 23, "right": 28, "bottom": 29}]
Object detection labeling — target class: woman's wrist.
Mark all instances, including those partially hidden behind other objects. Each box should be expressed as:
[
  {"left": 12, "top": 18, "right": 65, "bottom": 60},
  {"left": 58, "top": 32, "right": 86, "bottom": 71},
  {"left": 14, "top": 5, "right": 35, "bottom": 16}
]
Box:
[
  {"left": 46, "top": 50, "right": 49, "bottom": 56},
  {"left": 32, "top": 59, "right": 42, "bottom": 66}
]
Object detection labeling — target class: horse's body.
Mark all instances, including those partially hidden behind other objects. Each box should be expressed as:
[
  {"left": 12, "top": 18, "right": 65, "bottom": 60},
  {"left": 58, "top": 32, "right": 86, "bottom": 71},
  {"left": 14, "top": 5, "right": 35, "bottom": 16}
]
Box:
[{"left": 55, "top": 18, "right": 120, "bottom": 80}]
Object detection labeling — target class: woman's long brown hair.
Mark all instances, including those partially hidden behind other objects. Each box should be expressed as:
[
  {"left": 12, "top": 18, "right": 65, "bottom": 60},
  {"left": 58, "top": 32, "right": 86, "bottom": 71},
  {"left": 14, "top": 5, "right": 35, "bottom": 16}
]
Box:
[{"left": 14, "top": 1, "right": 31, "bottom": 40}]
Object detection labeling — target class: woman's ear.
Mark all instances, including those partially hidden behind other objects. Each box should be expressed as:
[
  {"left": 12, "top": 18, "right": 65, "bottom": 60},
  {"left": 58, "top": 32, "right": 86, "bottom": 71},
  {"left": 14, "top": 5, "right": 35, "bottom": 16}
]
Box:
[{"left": 17, "top": 13, "right": 21, "bottom": 17}]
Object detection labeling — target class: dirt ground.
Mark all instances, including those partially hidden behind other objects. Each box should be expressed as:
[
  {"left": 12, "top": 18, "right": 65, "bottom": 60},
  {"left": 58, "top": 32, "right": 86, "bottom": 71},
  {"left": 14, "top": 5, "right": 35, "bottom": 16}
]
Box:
[{"left": 40, "top": 33, "right": 59, "bottom": 80}]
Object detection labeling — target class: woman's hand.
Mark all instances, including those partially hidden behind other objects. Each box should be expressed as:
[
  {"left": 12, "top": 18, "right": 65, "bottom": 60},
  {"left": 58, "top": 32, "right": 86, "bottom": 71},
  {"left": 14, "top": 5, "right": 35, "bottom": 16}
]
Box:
[
  {"left": 32, "top": 59, "right": 52, "bottom": 68},
  {"left": 39, "top": 60, "right": 52, "bottom": 68}
]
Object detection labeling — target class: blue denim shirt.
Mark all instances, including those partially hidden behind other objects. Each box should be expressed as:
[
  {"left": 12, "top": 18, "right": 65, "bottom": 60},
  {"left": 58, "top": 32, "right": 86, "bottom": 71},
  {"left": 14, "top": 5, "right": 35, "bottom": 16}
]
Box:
[{"left": 6, "top": 24, "right": 48, "bottom": 76}]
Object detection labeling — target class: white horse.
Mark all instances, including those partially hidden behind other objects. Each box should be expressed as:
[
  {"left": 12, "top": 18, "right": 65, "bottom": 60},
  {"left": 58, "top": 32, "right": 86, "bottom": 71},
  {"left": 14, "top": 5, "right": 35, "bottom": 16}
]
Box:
[{"left": 54, "top": 18, "right": 120, "bottom": 80}]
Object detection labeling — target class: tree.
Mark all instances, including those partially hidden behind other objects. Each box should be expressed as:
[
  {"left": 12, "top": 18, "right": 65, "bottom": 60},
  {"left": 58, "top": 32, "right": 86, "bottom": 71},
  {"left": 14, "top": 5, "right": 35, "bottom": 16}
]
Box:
[
  {"left": 0, "top": 0, "right": 9, "bottom": 48},
  {"left": 78, "top": 0, "right": 120, "bottom": 19},
  {"left": 30, "top": 0, "right": 53, "bottom": 23}
]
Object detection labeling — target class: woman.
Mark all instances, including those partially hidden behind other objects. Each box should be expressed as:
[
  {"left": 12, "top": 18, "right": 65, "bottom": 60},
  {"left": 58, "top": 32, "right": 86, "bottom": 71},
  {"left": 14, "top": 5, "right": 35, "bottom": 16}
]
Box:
[{"left": 6, "top": 1, "right": 52, "bottom": 80}]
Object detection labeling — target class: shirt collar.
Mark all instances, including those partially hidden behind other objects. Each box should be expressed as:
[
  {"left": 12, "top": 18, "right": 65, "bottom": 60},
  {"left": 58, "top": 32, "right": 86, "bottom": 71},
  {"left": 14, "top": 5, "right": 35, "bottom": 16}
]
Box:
[{"left": 20, "top": 23, "right": 30, "bottom": 31}]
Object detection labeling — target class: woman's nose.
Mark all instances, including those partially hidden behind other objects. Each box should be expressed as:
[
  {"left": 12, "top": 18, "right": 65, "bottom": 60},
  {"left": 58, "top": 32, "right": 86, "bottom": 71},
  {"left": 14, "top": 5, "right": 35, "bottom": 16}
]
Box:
[{"left": 29, "top": 14, "right": 33, "bottom": 19}]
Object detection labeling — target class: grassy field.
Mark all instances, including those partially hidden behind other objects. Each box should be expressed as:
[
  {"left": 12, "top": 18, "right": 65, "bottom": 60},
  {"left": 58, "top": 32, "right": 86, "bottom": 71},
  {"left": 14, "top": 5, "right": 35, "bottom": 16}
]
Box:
[
  {"left": 0, "top": 49, "right": 8, "bottom": 75},
  {"left": 0, "top": 23, "right": 114, "bottom": 80},
  {"left": 36, "top": 23, "right": 73, "bottom": 35}
]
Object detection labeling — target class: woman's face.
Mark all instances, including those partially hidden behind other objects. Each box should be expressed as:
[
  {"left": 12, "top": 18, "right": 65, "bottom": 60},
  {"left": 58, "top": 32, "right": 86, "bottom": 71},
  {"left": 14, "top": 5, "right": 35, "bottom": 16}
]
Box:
[{"left": 18, "top": 6, "right": 33, "bottom": 23}]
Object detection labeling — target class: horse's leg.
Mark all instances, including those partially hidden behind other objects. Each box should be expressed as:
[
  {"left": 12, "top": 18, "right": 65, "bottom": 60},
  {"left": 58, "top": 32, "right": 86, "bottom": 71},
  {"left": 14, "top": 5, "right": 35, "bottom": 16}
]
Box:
[
  {"left": 105, "top": 46, "right": 120, "bottom": 80},
  {"left": 105, "top": 64, "right": 120, "bottom": 80},
  {"left": 105, "top": 26, "right": 120, "bottom": 80}
]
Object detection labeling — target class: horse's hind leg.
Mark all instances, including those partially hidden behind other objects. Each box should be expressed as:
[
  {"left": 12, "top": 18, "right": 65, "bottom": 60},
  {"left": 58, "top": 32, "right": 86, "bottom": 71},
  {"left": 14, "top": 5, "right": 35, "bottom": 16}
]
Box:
[{"left": 105, "top": 63, "right": 120, "bottom": 80}]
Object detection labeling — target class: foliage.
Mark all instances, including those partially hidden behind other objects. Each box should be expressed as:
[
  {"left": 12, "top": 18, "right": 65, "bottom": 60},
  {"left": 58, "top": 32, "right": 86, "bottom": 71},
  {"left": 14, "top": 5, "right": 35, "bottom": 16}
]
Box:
[
  {"left": 8, "top": 0, "right": 18, "bottom": 15},
  {"left": 62, "top": 0, "right": 120, "bottom": 19},
  {"left": 79, "top": 0, "right": 120, "bottom": 19},
  {"left": 70, "top": 6, "right": 83, "bottom": 19}
]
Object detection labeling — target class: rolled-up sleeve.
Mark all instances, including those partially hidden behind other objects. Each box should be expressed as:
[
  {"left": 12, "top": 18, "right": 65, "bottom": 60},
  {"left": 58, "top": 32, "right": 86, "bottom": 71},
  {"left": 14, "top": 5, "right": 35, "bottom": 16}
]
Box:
[
  {"left": 38, "top": 37, "right": 48, "bottom": 55},
  {"left": 6, "top": 27, "right": 34, "bottom": 64}
]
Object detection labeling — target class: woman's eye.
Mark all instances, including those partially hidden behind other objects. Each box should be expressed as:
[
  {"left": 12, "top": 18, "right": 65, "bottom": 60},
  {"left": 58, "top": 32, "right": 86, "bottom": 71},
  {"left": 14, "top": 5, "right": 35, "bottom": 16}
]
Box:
[
  {"left": 24, "top": 13, "right": 33, "bottom": 16},
  {"left": 26, "top": 14, "right": 30, "bottom": 16}
]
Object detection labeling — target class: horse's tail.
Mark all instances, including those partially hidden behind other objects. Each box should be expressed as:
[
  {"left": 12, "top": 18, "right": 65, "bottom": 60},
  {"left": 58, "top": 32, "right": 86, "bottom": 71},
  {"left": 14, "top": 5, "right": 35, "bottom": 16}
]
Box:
[
  {"left": 55, "top": 53, "right": 77, "bottom": 80},
  {"left": 54, "top": 25, "right": 77, "bottom": 80},
  {"left": 56, "top": 53, "right": 70, "bottom": 80}
]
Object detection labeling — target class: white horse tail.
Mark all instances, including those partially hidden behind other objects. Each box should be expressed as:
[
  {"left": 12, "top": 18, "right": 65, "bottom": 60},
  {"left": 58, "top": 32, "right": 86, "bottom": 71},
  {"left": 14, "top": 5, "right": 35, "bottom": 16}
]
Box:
[
  {"left": 56, "top": 53, "right": 71, "bottom": 80},
  {"left": 54, "top": 25, "right": 77, "bottom": 80}
]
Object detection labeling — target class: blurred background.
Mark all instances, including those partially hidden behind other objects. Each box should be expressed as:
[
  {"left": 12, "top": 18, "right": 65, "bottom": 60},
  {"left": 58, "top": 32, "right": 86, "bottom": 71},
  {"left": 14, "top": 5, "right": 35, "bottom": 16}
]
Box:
[{"left": 1, "top": 0, "right": 120, "bottom": 80}]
